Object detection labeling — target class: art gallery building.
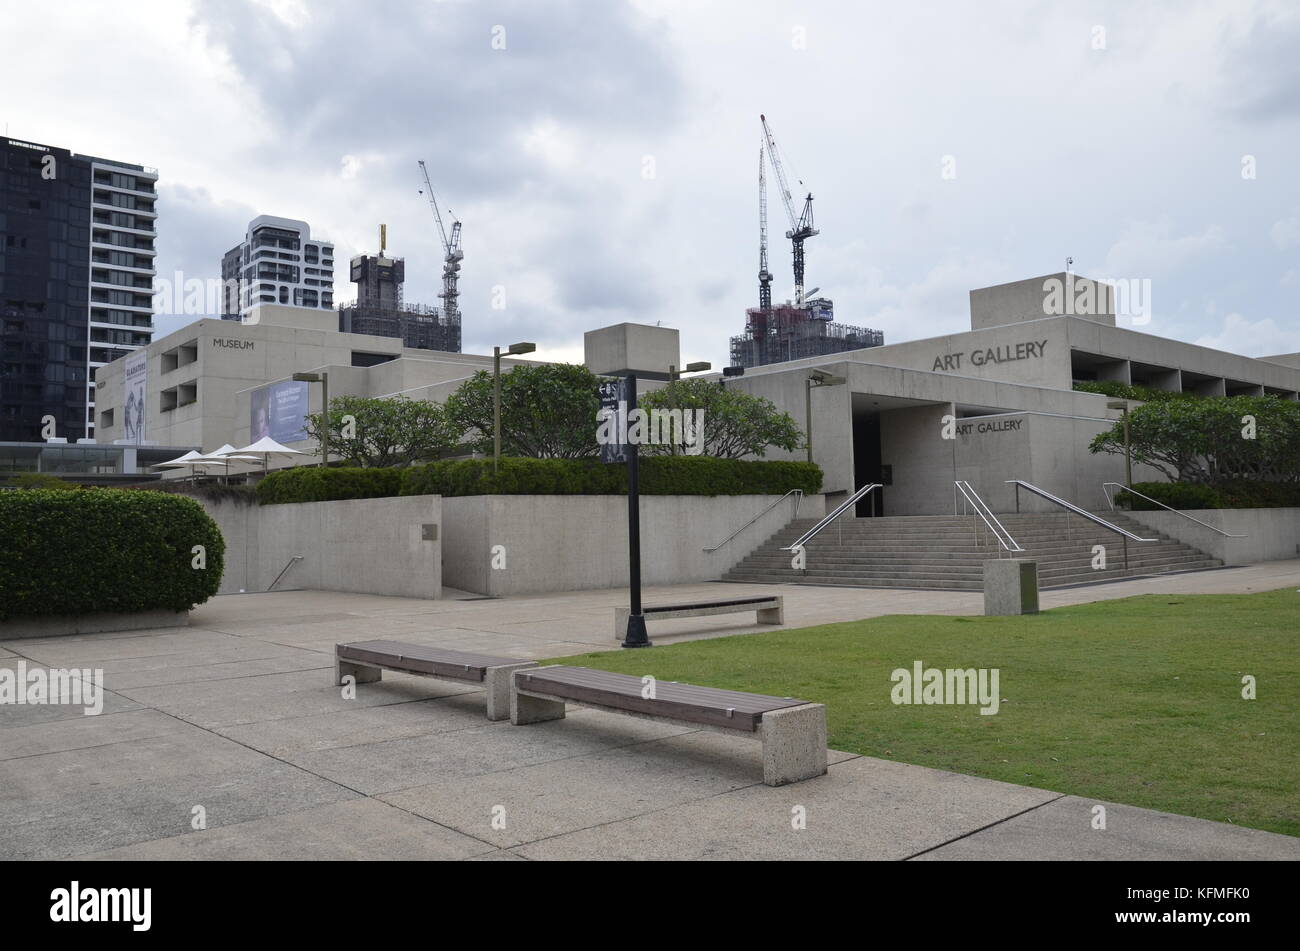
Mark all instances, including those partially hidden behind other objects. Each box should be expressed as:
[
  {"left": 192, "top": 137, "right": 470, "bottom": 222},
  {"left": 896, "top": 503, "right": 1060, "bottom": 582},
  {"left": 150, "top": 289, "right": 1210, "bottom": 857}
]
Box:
[{"left": 91, "top": 273, "right": 1300, "bottom": 519}]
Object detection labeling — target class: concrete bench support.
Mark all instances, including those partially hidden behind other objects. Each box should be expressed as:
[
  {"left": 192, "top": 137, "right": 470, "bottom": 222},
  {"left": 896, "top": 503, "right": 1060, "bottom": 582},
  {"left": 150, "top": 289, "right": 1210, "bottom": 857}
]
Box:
[
  {"left": 760, "top": 703, "right": 829, "bottom": 786},
  {"left": 983, "top": 558, "right": 1040, "bottom": 616}
]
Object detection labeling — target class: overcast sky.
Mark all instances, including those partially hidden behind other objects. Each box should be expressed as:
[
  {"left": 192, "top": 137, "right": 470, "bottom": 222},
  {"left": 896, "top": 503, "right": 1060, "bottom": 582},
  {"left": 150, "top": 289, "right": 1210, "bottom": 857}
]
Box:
[{"left": 5, "top": 0, "right": 1299, "bottom": 364}]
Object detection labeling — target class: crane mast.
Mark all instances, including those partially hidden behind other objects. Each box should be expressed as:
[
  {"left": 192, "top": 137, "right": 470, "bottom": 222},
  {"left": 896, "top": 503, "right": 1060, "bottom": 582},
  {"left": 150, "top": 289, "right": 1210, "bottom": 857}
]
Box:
[
  {"left": 759, "top": 114, "right": 818, "bottom": 307},
  {"left": 758, "top": 144, "right": 772, "bottom": 312},
  {"left": 417, "top": 159, "right": 463, "bottom": 322}
]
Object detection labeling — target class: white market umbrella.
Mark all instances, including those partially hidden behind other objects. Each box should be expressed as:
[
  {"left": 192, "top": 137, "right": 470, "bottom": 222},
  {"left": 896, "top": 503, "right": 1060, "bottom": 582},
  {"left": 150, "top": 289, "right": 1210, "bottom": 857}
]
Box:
[
  {"left": 233, "top": 435, "right": 309, "bottom": 474},
  {"left": 195, "top": 445, "right": 261, "bottom": 481}
]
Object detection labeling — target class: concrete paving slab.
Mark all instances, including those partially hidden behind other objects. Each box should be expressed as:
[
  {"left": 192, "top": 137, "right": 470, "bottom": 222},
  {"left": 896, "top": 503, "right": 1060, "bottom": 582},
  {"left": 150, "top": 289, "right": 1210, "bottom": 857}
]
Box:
[
  {"left": 77, "top": 798, "right": 491, "bottom": 861},
  {"left": 0, "top": 709, "right": 190, "bottom": 761},
  {"left": 115, "top": 667, "right": 474, "bottom": 728},
  {"left": 0, "top": 760, "right": 357, "bottom": 860},
  {"left": 0, "top": 689, "right": 143, "bottom": 728},
  {"left": 100, "top": 651, "right": 330, "bottom": 690},
  {"left": 0, "top": 724, "right": 273, "bottom": 802},
  {"left": 287, "top": 708, "right": 697, "bottom": 797},
  {"left": 912, "top": 795, "right": 1300, "bottom": 861},
  {"left": 213, "top": 694, "right": 491, "bottom": 757},
  {"left": 512, "top": 756, "right": 1062, "bottom": 861},
  {"left": 381, "top": 730, "right": 857, "bottom": 848}
]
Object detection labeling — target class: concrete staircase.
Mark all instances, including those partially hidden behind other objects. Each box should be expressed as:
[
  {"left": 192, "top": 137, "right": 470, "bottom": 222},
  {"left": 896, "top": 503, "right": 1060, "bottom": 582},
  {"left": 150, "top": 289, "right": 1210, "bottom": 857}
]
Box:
[{"left": 722, "top": 511, "right": 1223, "bottom": 591}]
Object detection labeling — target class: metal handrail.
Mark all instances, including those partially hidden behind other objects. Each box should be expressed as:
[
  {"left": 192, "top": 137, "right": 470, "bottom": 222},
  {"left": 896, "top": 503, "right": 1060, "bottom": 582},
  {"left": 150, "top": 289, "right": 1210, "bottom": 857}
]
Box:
[
  {"left": 781, "top": 483, "right": 880, "bottom": 551},
  {"left": 703, "top": 489, "right": 805, "bottom": 552},
  {"left": 1101, "top": 483, "right": 1247, "bottom": 537},
  {"left": 955, "top": 481, "right": 1024, "bottom": 552},
  {"left": 268, "top": 555, "right": 304, "bottom": 591},
  {"left": 1005, "top": 480, "right": 1155, "bottom": 542}
]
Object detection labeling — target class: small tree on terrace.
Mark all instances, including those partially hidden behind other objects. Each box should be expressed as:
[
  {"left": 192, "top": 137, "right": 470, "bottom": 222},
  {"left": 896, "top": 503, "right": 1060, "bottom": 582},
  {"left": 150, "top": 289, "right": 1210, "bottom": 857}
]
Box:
[
  {"left": 304, "top": 395, "right": 461, "bottom": 467},
  {"left": 637, "top": 378, "right": 803, "bottom": 458},
  {"left": 444, "top": 363, "right": 603, "bottom": 458}
]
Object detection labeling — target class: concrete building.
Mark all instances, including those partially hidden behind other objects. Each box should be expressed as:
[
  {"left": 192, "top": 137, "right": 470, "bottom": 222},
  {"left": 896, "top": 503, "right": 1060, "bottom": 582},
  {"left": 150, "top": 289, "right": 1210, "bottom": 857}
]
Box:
[
  {"left": 221, "top": 216, "right": 334, "bottom": 319},
  {"left": 337, "top": 251, "right": 461, "bottom": 353},
  {"left": 1, "top": 137, "right": 157, "bottom": 442},
  {"left": 93, "top": 272, "right": 1300, "bottom": 520}
]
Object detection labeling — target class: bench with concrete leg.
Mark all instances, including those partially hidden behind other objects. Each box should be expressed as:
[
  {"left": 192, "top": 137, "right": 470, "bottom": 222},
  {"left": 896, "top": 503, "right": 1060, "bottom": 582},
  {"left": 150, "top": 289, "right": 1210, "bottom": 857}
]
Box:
[
  {"left": 334, "top": 640, "right": 536, "bottom": 721},
  {"left": 613, "top": 595, "right": 784, "bottom": 640},
  {"left": 510, "top": 665, "right": 827, "bottom": 786}
]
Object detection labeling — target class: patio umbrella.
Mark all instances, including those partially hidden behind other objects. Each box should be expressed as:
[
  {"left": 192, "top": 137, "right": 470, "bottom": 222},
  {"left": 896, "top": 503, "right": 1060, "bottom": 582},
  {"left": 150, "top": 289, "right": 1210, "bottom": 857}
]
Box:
[
  {"left": 232, "top": 435, "right": 309, "bottom": 474},
  {"left": 152, "top": 449, "right": 213, "bottom": 483}
]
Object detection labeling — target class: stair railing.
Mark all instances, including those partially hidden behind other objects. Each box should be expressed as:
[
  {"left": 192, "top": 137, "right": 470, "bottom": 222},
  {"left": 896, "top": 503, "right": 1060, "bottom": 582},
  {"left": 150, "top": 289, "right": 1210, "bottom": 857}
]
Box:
[
  {"left": 780, "top": 483, "right": 881, "bottom": 552},
  {"left": 1101, "top": 482, "right": 1247, "bottom": 538},
  {"left": 1006, "top": 479, "right": 1155, "bottom": 572},
  {"left": 955, "top": 481, "right": 1024, "bottom": 554},
  {"left": 703, "top": 489, "right": 805, "bottom": 552}
]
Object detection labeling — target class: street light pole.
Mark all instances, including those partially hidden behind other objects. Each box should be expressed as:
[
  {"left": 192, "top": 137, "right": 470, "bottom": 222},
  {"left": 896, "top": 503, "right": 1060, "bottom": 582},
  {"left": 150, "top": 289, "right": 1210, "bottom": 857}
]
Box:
[
  {"left": 292, "top": 371, "right": 329, "bottom": 468},
  {"left": 806, "top": 370, "right": 846, "bottom": 465}
]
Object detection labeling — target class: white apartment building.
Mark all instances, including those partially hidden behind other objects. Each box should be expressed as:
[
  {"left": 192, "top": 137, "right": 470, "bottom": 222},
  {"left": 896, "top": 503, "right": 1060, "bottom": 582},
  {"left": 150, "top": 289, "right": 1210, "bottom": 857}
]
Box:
[
  {"left": 221, "top": 216, "right": 335, "bottom": 319},
  {"left": 87, "top": 158, "right": 159, "bottom": 437}
]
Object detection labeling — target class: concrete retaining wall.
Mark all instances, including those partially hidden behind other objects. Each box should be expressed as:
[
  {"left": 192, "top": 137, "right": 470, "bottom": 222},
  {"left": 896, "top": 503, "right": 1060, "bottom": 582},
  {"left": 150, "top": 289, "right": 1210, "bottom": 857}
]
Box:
[
  {"left": 1122, "top": 507, "right": 1300, "bottom": 565},
  {"left": 202, "top": 495, "right": 442, "bottom": 599},
  {"left": 442, "top": 493, "right": 823, "bottom": 596}
]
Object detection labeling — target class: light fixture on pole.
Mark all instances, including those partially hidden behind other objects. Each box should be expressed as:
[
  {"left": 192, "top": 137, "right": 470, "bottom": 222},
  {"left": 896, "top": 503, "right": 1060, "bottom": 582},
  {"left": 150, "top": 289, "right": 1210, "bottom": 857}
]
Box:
[
  {"left": 668, "top": 361, "right": 712, "bottom": 382},
  {"left": 806, "top": 369, "right": 846, "bottom": 464},
  {"left": 292, "top": 372, "right": 329, "bottom": 467},
  {"left": 494, "top": 342, "right": 536, "bottom": 472}
]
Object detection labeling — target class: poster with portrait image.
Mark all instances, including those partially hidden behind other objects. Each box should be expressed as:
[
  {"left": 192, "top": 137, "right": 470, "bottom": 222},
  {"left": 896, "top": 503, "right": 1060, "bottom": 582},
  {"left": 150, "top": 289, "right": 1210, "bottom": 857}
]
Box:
[
  {"left": 249, "top": 380, "right": 309, "bottom": 444},
  {"left": 123, "top": 350, "right": 147, "bottom": 444}
]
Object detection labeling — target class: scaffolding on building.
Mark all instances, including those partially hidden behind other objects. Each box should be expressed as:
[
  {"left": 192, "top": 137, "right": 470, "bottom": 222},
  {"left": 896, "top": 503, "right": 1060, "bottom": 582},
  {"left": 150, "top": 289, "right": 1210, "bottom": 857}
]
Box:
[
  {"left": 729, "top": 304, "right": 883, "bottom": 368},
  {"left": 337, "top": 299, "right": 462, "bottom": 353}
]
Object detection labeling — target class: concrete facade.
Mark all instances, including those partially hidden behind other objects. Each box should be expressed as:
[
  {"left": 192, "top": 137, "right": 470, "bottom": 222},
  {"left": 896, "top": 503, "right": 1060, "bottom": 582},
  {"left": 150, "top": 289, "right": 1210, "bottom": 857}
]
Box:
[
  {"left": 442, "top": 493, "right": 823, "bottom": 596},
  {"left": 200, "top": 495, "right": 442, "bottom": 598},
  {"left": 1122, "top": 507, "right": 1300, "bottom": 565}
]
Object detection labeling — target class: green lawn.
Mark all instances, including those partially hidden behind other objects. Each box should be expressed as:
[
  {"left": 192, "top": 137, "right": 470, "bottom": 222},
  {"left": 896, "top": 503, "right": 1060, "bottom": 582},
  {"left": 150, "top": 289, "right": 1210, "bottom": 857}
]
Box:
[{"left": 547, "top": 588, "right": 1300, "bottom": 837}]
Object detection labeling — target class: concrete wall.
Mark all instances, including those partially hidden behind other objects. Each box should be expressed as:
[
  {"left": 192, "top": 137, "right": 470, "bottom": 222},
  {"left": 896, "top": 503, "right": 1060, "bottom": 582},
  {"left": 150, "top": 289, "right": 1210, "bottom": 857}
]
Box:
[
  {"left": 442, "top": 493, "right": 823, "bottom": 596},
  {"left": 202, "top": 495, "right": 441, "bottom": 598},
  {"left": 1122, "top": 508, "right": 1300, "bottom": 565},
  {"left": 970, "top": 273, "right": 1115, "bottom": 330}
]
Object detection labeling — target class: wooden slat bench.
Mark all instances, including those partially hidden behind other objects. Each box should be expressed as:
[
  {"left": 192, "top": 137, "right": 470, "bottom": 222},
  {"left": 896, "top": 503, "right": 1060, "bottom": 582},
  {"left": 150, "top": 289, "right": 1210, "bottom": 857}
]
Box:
[
  {"left": 334, "top": 639, "right": 536, "bottom": 721},
  {"left": 511, "top": 665, "right": 827, "bottom": 786},
  {"left": 613, "top": 595, "right": 784, "bottom": 640}
]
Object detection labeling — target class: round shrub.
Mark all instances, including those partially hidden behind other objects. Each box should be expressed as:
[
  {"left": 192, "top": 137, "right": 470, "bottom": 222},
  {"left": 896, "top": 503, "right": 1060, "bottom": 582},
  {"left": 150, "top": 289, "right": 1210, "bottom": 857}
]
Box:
[{"left": 0, "top": 489, "right": 225, "bottom": 621}]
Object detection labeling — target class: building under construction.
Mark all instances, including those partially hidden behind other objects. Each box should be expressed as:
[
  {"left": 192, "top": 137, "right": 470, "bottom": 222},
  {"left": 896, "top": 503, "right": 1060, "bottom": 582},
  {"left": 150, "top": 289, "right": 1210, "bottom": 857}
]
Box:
[
  {"left": 730, "top": 303, "right": 883, "bottom": 368},
  {"left": 337, "top": 250, "right": 461, "bottom": 353},
  {"left": 731, "top": 114, "right": 883, "bottom": 369}
]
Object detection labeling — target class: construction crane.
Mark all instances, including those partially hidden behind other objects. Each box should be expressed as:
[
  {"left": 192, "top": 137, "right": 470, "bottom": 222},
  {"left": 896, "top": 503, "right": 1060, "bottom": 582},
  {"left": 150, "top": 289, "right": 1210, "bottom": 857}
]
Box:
[
  {"left": 757, "top": 144, "right": 772, "bottom": 312},
  {"left": 417, "top": 159, "right": 463, "bottom": 321},
  {"left": 759, "top": 114, "right": 818, "bottom": 307}
]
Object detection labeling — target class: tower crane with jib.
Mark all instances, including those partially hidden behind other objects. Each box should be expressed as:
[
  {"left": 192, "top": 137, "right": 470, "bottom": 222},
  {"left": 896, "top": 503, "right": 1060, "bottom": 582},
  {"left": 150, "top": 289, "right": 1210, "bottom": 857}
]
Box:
[
  {"left": 417, "top": 159, "right": 462, "bottom": 322},
  {"left": 757, "top": 143, "right": 773, "bottom": 313},
  {"left": 759, "top": 114, "right": 818, "bottom": 308}
]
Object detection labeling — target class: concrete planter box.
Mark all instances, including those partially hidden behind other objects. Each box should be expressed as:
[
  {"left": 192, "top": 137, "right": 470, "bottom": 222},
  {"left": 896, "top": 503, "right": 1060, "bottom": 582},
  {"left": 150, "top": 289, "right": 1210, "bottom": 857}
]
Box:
[
  {"left": 1121, "top": 507, "right": 1300, "bottom": 565},
  {"left": 0, "top": 609, "right": 189, "bottom": 639},
  {"left": 443, "top": 493, "right": 822, "bottom": 597}
]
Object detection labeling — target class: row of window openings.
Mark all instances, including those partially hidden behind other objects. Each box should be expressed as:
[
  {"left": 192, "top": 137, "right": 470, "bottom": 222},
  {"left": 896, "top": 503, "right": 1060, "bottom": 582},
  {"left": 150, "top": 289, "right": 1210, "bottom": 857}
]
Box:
[
  {"left": 91, "top": 269, "right": 152, "bottom": 289},
  {"left": 92, "top": 191, "right": 155, "bottom": 214},
  {"left": 92, "top": 249, "right": 152, "bottom": 269},
  {"left": 92, "top": 211, "right": 154, "bottom": 232},
  {"left": 93, "top": 230, "right": 154, "bottom": 251},
  {"left": 90, "top": 289, "right": 152, "bottom": 308},
  {"left": 93, "top": 171, "right": 155, "bottom": 193}
]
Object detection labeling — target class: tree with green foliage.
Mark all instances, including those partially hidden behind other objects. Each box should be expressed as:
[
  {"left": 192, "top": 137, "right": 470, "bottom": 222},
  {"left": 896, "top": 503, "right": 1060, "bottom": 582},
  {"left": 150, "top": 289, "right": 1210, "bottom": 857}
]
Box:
[
  {"left": 1089, "top": 395, "right": 1300, "bottom": 483},
  {"left": 637, "top": 378, "right": 804, "bottom": 458},
  {"left": 303, "top": 395, "right": 461, "bottom": 468},
  {"left": 445, "top": 363, "right": 603, "bottom": 458}
]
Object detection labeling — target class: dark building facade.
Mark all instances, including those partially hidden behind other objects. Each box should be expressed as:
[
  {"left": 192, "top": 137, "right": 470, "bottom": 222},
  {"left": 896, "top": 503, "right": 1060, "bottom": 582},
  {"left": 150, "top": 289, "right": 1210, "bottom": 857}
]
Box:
[
  {"left": 2, "top": 140, "right": 92, "bottom": 442},
  {"left": 1, "top": 138, "right": 156, "bottom": 443},
  {"left": 337, "top": 252, "right": 461, "bottom": 353}
]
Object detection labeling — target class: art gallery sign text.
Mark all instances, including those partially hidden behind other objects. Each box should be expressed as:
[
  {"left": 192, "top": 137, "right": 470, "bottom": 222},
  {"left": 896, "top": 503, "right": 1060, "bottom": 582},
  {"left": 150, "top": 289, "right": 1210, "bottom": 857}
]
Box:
[{"left": 932, "top": 339, "right": 1047, "bottom": 372}]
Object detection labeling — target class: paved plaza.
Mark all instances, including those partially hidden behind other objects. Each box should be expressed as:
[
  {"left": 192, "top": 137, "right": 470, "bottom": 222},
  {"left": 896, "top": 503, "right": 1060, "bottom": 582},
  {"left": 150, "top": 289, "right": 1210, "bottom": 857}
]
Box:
[{"left": 4, "top": 563, "right": 1299, "bottom": 861}]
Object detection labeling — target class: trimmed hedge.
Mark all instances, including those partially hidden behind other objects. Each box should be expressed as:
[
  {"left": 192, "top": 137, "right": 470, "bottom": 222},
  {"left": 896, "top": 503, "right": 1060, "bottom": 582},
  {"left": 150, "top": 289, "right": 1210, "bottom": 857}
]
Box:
[
  {"left": 1116, "top": 480, "right": 1300, "bottom": 511},
  {"left": 256, "top": 466, "right": 403, "bottom": 505},
  {"left": 0, "top": 489, "right": 225, "bottom": 621},
  {"left": 257, "top": 457, "right": 823, "bottom": 504}
]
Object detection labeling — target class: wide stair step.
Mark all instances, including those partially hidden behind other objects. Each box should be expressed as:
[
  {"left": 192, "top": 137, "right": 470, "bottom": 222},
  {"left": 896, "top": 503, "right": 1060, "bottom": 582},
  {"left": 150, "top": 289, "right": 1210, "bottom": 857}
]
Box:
[{"left": 722, "top": 511, "right": 1224, "bottom": 590}]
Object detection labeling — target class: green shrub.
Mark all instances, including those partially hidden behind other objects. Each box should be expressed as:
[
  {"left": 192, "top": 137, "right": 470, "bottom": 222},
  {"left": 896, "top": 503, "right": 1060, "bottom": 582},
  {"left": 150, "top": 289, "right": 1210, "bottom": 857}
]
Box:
[
  {"left": 0, "top": 489, "right": 224, "bottom": 620},
  {"left": 256, "top": 466, "right": 403, "bottom": 504},
  {"left": 399, "top": 455, "right": 823, "bottom": 498},
  {"left": 1073, "top": 380, "right": 1197, "bottom": 403},
  {"left": 3, "top": 473, "right": 80, "bottom": 490},
  {"left": 1116, "top": 480, "right": 1300, "bottom": 510}
]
